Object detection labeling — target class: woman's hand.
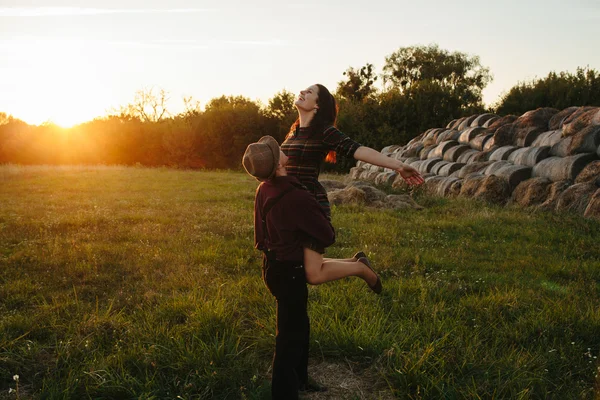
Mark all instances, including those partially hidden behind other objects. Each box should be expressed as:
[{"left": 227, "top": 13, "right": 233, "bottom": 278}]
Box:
[{"left": 397, "top": 164, "right": 424, "bottom": 186}]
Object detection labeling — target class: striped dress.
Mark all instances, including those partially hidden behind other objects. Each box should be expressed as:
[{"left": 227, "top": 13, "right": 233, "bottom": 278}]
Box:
[{"left": 281, "top": 125, "right": 362, "bottom": 219}]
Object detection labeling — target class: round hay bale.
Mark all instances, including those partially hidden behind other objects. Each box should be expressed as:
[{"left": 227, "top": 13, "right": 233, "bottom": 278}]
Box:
[
  {"left": 356, "top": 160, "right": 366, "bottom": 168},
  {"left": 418, "top": 157, "right": 444, "bottom": 174},
  {"left": 492, "top": 164, "right": 532, "bottom": 190},
  {"left": 457, "top": 115, "right": 478, "bottom": 131},
  {"left": 381, "top": 145, "right": 400, "bottom": 156},
  {"left": 374, "top": 171, "right": 397, "bottom": 186},
  {"left": 489, "top": 145, "right": 519, "bottom": 161},
  {"left": 483, "top": 137, "right": 498, "bottom": 152},
  {"left": 568, "top": 125, "right": 600, "bottom": 155},
  {"left": 458, "top": 127, "right": 487, "bottom": 145},
  {"left": 436, "top": 129, "right": 461, "bottom": 143},
  {"left": 423, "top": 130, "right": 437, "bottom": 146},
  {"left": 457, "top": 149, "right": 480, "bottom": 164},
  {"left": 321, "top": 179, "right": 348, "bottom": 191},
  {"left": 484, "top": 160, "right": 512, "bottom": 175},
  {"left": 508, "top": 146, "right": 551, "bottom": 167},
  {"left": 513, "top": 108, "right": 559, "bottom": 134},
  {"left": 450, "top": 117, "right": 467, "bottom": 130},
  {"left": 422, "top": 175, "right": 446, "bottom": 195},
  {"left": 515, "top": 126, "right": 544, "bottom": 147},
  {"left": 438, "top": 162, "right": 466, "bottom": 177},
  {"left": 449, "top": 179, "right": 463, "bottom": 196},
  {"left": 575, "top": 160, "right": 600, "bottom": 184},
  {"left": 404, "top": 157, "right": 421, "bottom": 165},
  {"left": 472, "top": 151, "right": 491, "bottom": 162},
  {"left": 532, "top": 153, "right": 598, "bottom": 182},
  {"left": 347, "top": 182, "right": 387, "bottom": 203},
  {"left": 555, "top": 182, "right": 598, "bottom": 214},
  {"left": 460, "top": 173, "right": 486, "bottom": 197},
  {"left": 562, "top": 107, "right": 600, "bottom": 137},
  {"left": 491, "top": 124, "right": 516, "bottom": 147},
  {"left": 549, "top": 107, "right": 580, "bottom": 130},
  {"left": 437, "top": 177, "right": 461, "bottom": 197},
  {"left": 446, "top": 119, "right": 459, "bottom": 129},
  {"left": 402, "top": 142, "right": 425, "bottom": 158},
  {"left": 430, "top": 128, "right": 448, "bottom": 143},
  {"left": 431, "top": 160, "right": 451, "bottom": 176},
  {"left": 471, "top": 113, "right": 498, "bottom": 127},
  {"left": 443, "top": 144, "right": 471, "bottom": 162},
  {"left": 328, "top": 186, "right": 367, "bottom": 206},
  {"left": 420, "top": 145, "right": 437, "bottom": 160},
  {"left": 511, "top": 177, "right": 553, "bottom": 207},
  {"left": 430, "top": 140, "right": 459, "bottom": 159},
  {"left": 487, "top": 115, "right": 518, "bottom": 133},
  {"left": 482, "top": 116, "right": 500, "bottom": 128},
  {"left": 469, "top": 133, "right": 494, "bottom": 151},
  {"left": 385, "top": 194, "right": 425, "bottom": 210},
  {"left": 583, "top": 188, "right": 600, "bottom": 220},
  {"left": 365, "top": 170, "right": 380, "bottom": 181},
  {"left": 531, "top": 130, "right": 562, "bottom": 147},
  {"left": 349, "top": 167, "right": 363, "bottom": 180},
  {"left": 549, "top": 137, "right": 573, "bottom": 157},
  {"left": 473, "top": 175, "right": 511, "bottom": 204},
  {"left": 537, "top": 180, "right": 572, "bottom": 210},
  {"left": 458, "top": 161, "right": 494, "bottom": 178}
]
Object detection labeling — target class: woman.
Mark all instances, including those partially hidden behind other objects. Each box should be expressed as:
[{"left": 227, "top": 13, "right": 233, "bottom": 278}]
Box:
[{"left": 281, "top": 84, "right": 424, "bottom": 285}]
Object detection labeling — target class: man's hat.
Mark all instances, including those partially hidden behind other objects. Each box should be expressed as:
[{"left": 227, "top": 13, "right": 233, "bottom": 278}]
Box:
[{"left": 242, "top": 135, "right": 280, "bottom": 181}]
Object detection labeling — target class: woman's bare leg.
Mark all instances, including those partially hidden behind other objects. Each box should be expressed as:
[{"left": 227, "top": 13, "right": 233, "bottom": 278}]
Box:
[{"left": 304, "top": 248, "right": 377, "bottom": 286}]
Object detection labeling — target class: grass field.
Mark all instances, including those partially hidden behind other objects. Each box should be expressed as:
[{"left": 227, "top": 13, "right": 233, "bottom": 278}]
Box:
[{"left": 1, "top": 165, "right": 599, "bottom": 399}]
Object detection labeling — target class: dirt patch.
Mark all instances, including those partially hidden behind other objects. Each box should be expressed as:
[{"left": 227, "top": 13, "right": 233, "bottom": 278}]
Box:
[{"left": 301, "top": 361, "right": 395, "bottom": 400}]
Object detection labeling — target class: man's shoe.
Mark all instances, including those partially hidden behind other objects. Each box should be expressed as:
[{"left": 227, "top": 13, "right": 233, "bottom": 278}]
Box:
[
  {"left": 358, "top": 256, "right": 382, "bottom": 294},
  {"left": 353, "top": 251, "right": 367, "bottom": 261},
  {"left": 299, "top": 376, "right": 327, "bottom": 393}
]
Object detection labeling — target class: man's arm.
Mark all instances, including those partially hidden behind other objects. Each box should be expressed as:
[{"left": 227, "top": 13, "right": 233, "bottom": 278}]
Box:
[{"left": 253, "top": 186, "right": 265, "bottom": 251}]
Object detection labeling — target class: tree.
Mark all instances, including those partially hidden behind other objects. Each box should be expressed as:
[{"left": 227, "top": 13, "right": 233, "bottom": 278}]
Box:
[
  {"left": 115, "top": 87, "right": 171, "bottom": 122},
  {"left": 336, "top": 63, "right": 378, "bottom": 102},
  {"left": 382, "top": 44, "right": 492, "bottom": 109},
  {"left": 264, "top": 90, "right": 297, "bottom": 142}
]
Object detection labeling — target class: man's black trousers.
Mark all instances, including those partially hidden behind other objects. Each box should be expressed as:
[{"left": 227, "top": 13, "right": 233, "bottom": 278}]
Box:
[{"left": 262, "top": 255, "right": 309, "bottom": 400}]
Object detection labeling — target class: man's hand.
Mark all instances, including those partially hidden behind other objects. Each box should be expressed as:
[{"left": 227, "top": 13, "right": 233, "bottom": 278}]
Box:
[{"left": 397, "top": 164, "right": 424, "bottom": 186}]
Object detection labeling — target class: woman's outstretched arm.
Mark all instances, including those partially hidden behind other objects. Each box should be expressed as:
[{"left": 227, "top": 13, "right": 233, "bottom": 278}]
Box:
[{"left": 354, "top": 146, "right": 424, "bottom": 186}]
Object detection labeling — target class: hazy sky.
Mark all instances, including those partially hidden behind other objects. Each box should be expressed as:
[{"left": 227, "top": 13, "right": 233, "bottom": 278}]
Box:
[{"left": 1, "top": 0, "right": 599, "bottom": 126}]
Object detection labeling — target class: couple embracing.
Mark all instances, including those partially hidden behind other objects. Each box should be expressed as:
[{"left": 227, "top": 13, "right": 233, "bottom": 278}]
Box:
[{"left": 242, "top": 84, "right": 423, "bottom": 399}]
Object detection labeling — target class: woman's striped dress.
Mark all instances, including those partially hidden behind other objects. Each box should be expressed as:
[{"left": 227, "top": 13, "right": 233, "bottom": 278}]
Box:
[{"left": 281, "top": 125, "right": 362, "bottom": 220}]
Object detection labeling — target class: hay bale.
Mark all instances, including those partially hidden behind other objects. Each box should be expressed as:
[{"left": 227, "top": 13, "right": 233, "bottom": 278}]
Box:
[
  {"left": 374, "top": 172, "right": 397, "bottom": 186},
  {"left": 506, "top": 146, "right": 549, "bottom": 167},
  {"left": 457, "top": 149, "right": 480, "bottom": 164},
  {"left": 381, "top": 145, "right": 401, "bottom": 156},
  {"left": 438, "top": 162, "right": 466, "bottom": 177},
  {"left": 555, "top": 182, "right": 598, "bottom": 214},
  {"left": 491, "top": 124, "right": 516, "bottom": 146},
  {"left": 511, "top": 177, "right": 553, "bottom": 207},
  {"left": 482, "top": 116, "right": 500, "bottom": 128},
  {"left": 486, "top": 115, "right": 518, "bottom": 133},
  {"left": 430, "top": 140, "right": 459, "bottom": 159},
  {"left": 404, "top": 157, "right": 420, "bottom": 165},
  {"left": 469, "top": 133, "right": 494, "bottom": 151},
  {"left": 472, "top": 151, "right": 491, "bottom": 162},
  {"left": 513, "top": 107, "right": 559, "bottom": 134},
  {"left": 436, "top": 129, "right": 461, "bottom": 143},
  {"left": 515, "top": 126, "right": 544, "bottom": 147},
  {"left": 458, "top": 127, "right": 487, "bottom": 145},
  {"left": 492, "top": 164, "right": 532, "bottom": 190},
  {"left": 402, "top": 142, "right": 425, "bottom": 158},
  {"left": 458, "top": 161, "right": 494, "bottom": 178},
  {"left": 562, "top": 107, "right": 600, "bottom": 137},
  {"left": 449, "top": 179, "right": 463, "bottom": 196},
  {"left": 437, "top": 177, "right": 461, "bottom": 196},
  {"left": 420, "top": 145, "right": 437, "bottom": 160},
  {"left": 446, "top": 119, "right": 459, "bottom": 129},
  {"left": 364, "top": 170, "right": 380, "bottom": 181},
  {"left": 321, "top": 179, "right": 348, "bottom": 191},
  {"left": 369, "top": 164, "right": 383, "bottom": 172},
  {"left": 531, "top": 130, "right": 562, "bottom": 147},
  {"left": 484, "top": 160, "right": 512, "bottom": 175},
  {"left": 458, "top": 115, "right": 479, "bottom": 131},
  {"left": 471, "top": 113, "right": 498, "bottom": 127},
  {"left": 537, "top": 180, "right": 572, "bottom": 210},
  {"left": 431, "top": 160, "right": 451, "bottom": 175},
  {"left": 483, "top": 137, "right": 498, "bottom": 152},
  {"left": 549, "top": 137, "right": 573, "bottom": 157},
  {"left": 328, "top": 186, "right": 367, "bottom": 206},
  {"left": 349, "top": 167, "right": 363, "bottom": 180},
  {"left": 347, "top": 182, "right": 387, "bottom": 203},
  {"left": 473, "top": 175, "right": 511, "bottom": 204},
  {"left": 384, "top": 194, "right": 425, "bottom": 210},
  {"left": 419, "top": 157, "right": 444, "bottom": 174},
  {"left": 443, "top": 144, "right": 471, "bottom": 162},
  {"left": 583, "top": 189, "right": 600, "bottom": 220},
  {"left": 422, "top": 130, "right": 437, "bottom": 146},
  {"left": 450, "top": 117, "right": 467, "bottom": 130},
  {"left": 489, "top": 145, "right": 519, "bottom": 161},
  {"left": 422, "top": 175, "right": 446, "bottom": 195},
  {"left": 575, "top": 160, "right": 600, "bottom": 184},
  {"left": 532, "top": 153, "right": 598, "bottom": 182},
  {"left": 460, "top": 173, "right": 486, "bottom": 197},
  {"left": 431, "top": 128, "right": 448, "bottom": 143},
  {"left": 549, "top": 107, "right": 580, "bottom": 130},
  {"left": 568, "top": 125, "right": 600, "bottom": 155}
]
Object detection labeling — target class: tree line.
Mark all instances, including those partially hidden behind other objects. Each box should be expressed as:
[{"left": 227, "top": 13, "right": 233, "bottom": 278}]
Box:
[{"left": 1, "top": 44, "right": 599, "bottom": 173}]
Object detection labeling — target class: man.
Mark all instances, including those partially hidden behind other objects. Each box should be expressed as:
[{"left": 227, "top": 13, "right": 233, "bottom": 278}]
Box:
[{"left": 242, "top": 135, "right": 332, "bottom": 399}]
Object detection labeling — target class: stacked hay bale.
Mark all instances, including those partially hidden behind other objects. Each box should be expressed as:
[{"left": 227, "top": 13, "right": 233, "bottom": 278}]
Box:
[{"left": 347, "top": 107, "right": 600, "bottom": 220}]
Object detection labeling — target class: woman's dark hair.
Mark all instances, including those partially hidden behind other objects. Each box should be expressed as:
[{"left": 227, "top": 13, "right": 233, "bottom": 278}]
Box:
[{"left": 288, "top": 84, "right": 340, "bottom": 162}]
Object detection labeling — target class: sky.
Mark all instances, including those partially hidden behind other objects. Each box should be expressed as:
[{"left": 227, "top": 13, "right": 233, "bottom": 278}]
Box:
[{"left": 0, "top": 0, "right": 599, "bottom": 127}]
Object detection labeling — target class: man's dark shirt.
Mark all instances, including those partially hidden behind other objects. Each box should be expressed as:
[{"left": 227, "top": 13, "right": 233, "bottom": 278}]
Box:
[{"left": 254, "top": 176, "right": 335, "bottom": 262}]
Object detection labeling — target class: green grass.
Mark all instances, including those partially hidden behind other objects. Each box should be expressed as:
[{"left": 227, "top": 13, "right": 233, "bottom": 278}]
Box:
[{"left": 1, "top": 165, "right": 599, "bottom": 399}]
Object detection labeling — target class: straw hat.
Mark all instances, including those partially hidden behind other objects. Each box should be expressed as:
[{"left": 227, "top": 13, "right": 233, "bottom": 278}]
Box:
[{"left": 242, "top": 135, "right": 280, "bottom": 181}]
